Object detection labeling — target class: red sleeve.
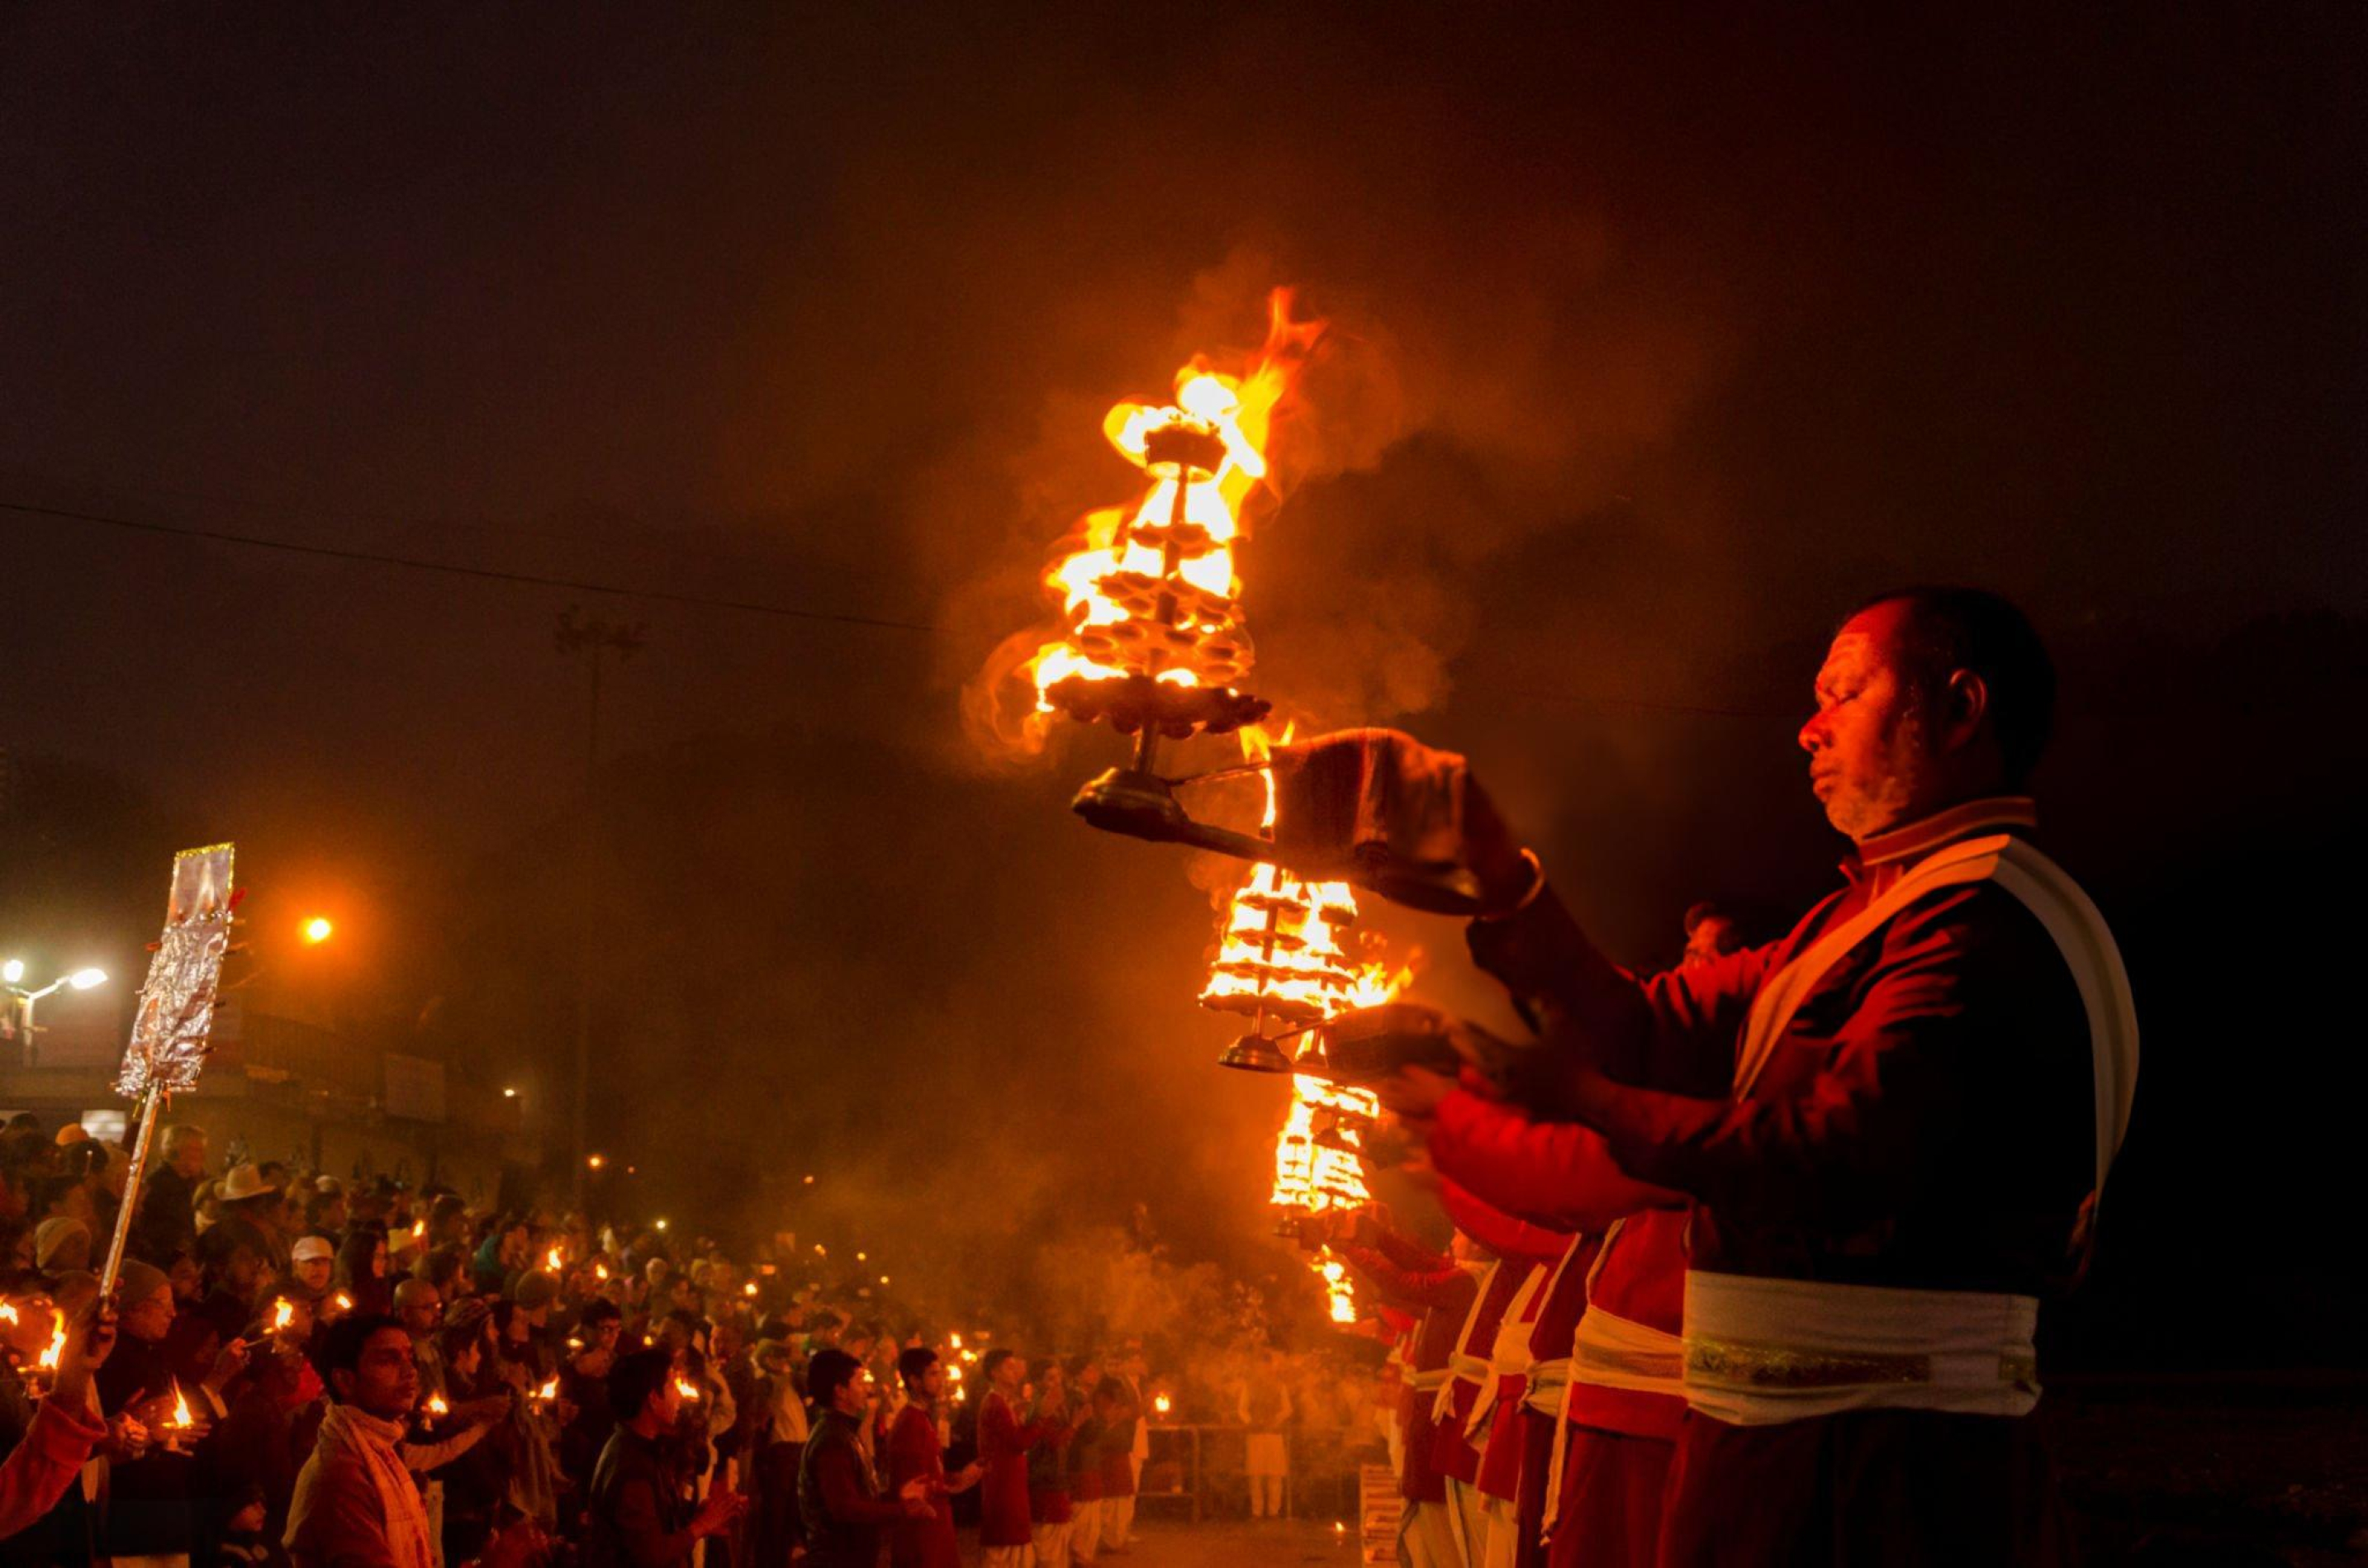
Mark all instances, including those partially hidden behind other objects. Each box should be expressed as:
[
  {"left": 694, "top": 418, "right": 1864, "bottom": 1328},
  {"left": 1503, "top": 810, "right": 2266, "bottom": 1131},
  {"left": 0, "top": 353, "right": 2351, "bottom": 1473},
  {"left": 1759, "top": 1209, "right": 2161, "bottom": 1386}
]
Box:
[
  {"left": 1430, "top": 1090, "right": 1685, "bottom": 1232},
  {"left": 1438, "top": 1179, "right": 1572, "bottom": 1262},
  {"left": 0, "top": 1396, "right": 106, "bottom": 1540},
  {"left": 1370, "top": 1225, "right": 1455, "bottom": 1274},
  {"left": 1467, "top": 885, "right": 1782, "bottom": 1096},
  {"left": 1564, "top": 886, "right": 2050, "bottom": 1232},
  {"left": 1335, "top": 1244, "right": 1473, "bottom": 1310}
]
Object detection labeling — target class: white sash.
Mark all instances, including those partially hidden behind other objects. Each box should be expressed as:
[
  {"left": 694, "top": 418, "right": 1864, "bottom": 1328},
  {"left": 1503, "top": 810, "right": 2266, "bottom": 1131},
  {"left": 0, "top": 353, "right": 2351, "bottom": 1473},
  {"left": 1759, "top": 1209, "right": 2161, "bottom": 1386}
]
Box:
[
  {"left": 1431, "top": 1259, "right": 1502, "bottom": 1425},
  {"left": 1732, "top": 832, "right": 2138, "bottom": 1206}
]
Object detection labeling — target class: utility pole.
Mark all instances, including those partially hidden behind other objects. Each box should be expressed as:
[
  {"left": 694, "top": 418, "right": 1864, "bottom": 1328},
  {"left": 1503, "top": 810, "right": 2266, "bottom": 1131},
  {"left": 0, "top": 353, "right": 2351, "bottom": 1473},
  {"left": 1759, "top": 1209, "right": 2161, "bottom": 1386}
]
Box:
[{"left": 554, "top": 605, "right": 645, "bottom": 1211}]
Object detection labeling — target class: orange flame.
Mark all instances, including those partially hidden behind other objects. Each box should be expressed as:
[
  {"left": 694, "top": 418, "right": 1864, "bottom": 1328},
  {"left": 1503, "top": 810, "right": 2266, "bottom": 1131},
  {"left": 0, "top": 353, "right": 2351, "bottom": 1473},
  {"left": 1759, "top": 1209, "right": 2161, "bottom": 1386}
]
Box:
[
  {"left": 426, "top": 1393, "right": 450, "bottom": 1417},
  {"left": 535, "top": 1376, "right": 559, "bottom": 1402},
  {"left": 272, "top": 1300, "right": 297, "bottom": 1332},
  {"left": 546, "top": 1247, "right": 564, "bottom": 1272},
  {"left": 38, "top": 1310, "right": 65, "bottom": 1371},
  {"left": 986, "top": 291, "right": 1323, "bottom": 751},
  {"left": 169, "top": 1384, "right": 193, "bottom": 1427},
  {"left": 1198, "top": 724, "right": 1412, "bottom": 1325},
  {"left": 674, "top": 1376, "right": 702, "bottom": 1402}
]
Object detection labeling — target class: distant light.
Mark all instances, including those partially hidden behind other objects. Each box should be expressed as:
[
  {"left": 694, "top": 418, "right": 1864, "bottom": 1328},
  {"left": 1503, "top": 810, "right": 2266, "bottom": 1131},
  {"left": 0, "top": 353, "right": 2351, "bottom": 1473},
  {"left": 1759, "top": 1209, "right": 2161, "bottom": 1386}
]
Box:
[
  {"left": 743, "top": 1281, "right": 759, "bottom": 1297},
  {"left": 813, "top": 1244, "right": 827, "bottom": 1257},
  {"left": 654, "top": 1218, "right": 670, "bottom": 1231},
  {"left": 67, "top": 968, "right": 107, "bottom": 990},
  {"left": 802, "top": 1173, "right": 815, "bottom": 1186},
  {"left": 2, "top": 959, "right": 23, "bottom": 984},
  {"left": 856, "top": 1252, "right": 866, "bottom": 1262},
  {"left": 587, "top": 1153, "right": 607, "bottom": 1170},
  {"left": 879, "top": 1275, "right": 890, "bottom": 1286},
  {"left": 301, "top": 917, "right": 334, "bottom": 945},
  {"left": 501, "top": 1087, "right": 519, "bottom": 1099}
]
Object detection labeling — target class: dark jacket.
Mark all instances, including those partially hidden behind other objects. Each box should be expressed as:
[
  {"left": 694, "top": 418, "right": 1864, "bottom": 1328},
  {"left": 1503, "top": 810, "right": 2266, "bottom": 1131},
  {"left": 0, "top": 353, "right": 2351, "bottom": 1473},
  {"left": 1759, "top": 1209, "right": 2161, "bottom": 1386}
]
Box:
[
  {"left": 133, "top": 1163, "right": 202, "bottom": 1266},
  {"left": 585, "top": 1424, "right": 695, "bottom": 1568},
  {"left": 799, "top": 1409, "right": 904, "bottom": 1568}
]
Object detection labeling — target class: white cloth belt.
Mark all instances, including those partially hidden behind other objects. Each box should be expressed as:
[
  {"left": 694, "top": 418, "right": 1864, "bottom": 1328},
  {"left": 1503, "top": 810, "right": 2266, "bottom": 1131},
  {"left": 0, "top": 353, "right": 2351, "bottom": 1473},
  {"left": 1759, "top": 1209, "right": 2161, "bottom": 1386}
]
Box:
[
  {"left": 1468, "top": 1265, "right": 1549, "bottom": 1440},
  {"left": 1682, "top": 1271, "right": 2040, "bottom": 1427},
  {"left": 1432, "top": 1352, "right": 1492, "bottom": 1426},
  {"left": 1407, "top": 1367, "right": 1451, "bottom": 1392},
  {"left": 1520, "top": 1357, "right": 1570, "bottom": 1419},
  {"left": 1430, "top": 1257, "right": 1503, "bottom": 1426},
  {"left": 1570, "top": 1307, "right": 1686, "bottom": 1397}
]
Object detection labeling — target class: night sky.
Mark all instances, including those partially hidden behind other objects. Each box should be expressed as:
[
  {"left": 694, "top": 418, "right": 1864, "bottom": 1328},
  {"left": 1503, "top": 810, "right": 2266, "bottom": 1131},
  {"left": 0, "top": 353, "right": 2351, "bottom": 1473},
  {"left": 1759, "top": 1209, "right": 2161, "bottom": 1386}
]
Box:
[{"left": 3, "top": 8, "right": 2361, "bottom": 1358}]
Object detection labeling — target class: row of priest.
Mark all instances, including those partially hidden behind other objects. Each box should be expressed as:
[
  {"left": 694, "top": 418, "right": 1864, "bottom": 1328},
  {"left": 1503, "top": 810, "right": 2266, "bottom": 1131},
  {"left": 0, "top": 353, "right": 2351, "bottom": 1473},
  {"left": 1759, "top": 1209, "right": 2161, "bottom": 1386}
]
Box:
[{"left": 1307, "top": 587, "right": 2137, "bottom": 1568}]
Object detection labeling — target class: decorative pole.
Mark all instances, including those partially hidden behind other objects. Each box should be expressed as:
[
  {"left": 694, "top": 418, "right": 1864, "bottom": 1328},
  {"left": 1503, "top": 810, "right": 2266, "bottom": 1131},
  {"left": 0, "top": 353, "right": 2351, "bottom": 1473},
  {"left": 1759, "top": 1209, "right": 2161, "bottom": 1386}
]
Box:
[{"left": 100, "top": 843, "right": 237, "bottom": 1298}]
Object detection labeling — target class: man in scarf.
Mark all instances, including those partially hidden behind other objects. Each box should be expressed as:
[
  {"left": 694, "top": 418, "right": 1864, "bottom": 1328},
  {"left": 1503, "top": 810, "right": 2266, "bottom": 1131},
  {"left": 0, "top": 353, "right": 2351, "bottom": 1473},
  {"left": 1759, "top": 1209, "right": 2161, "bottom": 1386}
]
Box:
[{"left": 286, "top": 1314, "right": 439, "bottom": 1568}]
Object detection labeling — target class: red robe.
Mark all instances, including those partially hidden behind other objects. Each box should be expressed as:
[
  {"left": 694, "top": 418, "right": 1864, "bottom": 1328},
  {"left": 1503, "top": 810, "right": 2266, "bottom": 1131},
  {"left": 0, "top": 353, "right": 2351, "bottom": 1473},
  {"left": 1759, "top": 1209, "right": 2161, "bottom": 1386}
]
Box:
[
  {"left": 978, "top": 1390, "right": 1062, "bottom": 1547},
  {"left": 1337, "top": 1227, "right": 1478, "bottom": 1505},
  {"left": 884, "top": 1404, "right": 957, "bottom": 1568},
  {"left": 1429, "top": 1086, "right": 1691, "bottom": 1568},
  {"left": 1478, "top": 798, "right": 2090, "bottom": 1566}
]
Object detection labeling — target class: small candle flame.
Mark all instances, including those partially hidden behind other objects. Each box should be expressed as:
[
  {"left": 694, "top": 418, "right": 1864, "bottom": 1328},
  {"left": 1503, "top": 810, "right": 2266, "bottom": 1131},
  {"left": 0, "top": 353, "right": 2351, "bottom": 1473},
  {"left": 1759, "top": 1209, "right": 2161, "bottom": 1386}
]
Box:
[
  {"left": 38, "top": 1310, "right": 66, "bottom": 1371},
  {"left": 1154, "top": 1393, "right": 1173, "bottom": 1416},
  {"left": 410, "top": 1220, "right": 426, "bottom": 1241},
  {"left": 535, "top": 1376, "right": 558, "bottom": 1402},
  {"left": 674, "top": 1376, "right": 701, "bottom": 1401},
  {"left": 947, "top": 1333, "right": 961, "bottom": 1350},
  {"left": 169, "top": 1385, "right": 193, "bottom": 1428},
  {"left": 594, "top": 1262, "right": 610, "bottom": 1281},
  {"left": 545, "top": 1247, "right": 564, "bottom": 1272},
  {"left": 333, "top": 1292, "right": 353, "bottom": 1312},
  {"left": 743, "top": 1281, "right": 758, "bottom": 1297},
  {"left": 273, "top": 1300, "right": 296, "bottom": 1331},
  {"left": 426, "top": 1393, "right": 449, "bottom": 1417},
  {"left": 0, "top": 1302, "right": 18, "bottom": 1326}
]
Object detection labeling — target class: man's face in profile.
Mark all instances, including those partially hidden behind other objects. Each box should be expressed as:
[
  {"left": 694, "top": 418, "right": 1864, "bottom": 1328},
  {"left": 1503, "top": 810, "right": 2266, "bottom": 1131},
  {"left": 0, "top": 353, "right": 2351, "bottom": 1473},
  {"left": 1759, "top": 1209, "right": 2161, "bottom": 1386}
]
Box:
[{"left": 1800, "top": 601, "right": 1934, "bottom": 842}]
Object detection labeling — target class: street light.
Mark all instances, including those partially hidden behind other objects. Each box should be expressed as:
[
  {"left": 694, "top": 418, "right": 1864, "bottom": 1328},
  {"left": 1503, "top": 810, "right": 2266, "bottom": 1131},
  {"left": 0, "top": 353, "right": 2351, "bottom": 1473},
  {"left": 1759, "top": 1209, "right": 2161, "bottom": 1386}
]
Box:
[
  {"left": 301, "top": 917, "right": 335, "bottom": 945},
  {"left": 7, "top": 966, "right": 109, "bottom": 1068}
]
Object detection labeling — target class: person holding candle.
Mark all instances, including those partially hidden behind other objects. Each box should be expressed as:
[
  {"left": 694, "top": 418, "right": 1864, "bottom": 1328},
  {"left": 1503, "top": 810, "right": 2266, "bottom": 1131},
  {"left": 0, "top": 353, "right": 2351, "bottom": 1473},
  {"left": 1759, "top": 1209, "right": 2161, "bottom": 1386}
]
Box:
[
  {"left": 883, "top": 1347, "right": 979, "bottom": 1568},
  {"left": 797, "top": 1349, "right": 928, "bottom": 1568},
  {"left": 0, "top": 1292, "right": 115, "bottom": 1545}
]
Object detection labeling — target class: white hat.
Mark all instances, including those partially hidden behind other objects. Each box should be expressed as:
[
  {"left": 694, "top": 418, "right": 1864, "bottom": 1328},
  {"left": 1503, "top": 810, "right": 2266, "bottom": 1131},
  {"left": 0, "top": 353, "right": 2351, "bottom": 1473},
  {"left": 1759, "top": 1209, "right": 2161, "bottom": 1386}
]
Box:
[
  {"left": 292, "top": 1235, "right": 335, "bottom": 1263},
  {"left": 218, "top": 1163, "right": 280, "bottom": 1204}
]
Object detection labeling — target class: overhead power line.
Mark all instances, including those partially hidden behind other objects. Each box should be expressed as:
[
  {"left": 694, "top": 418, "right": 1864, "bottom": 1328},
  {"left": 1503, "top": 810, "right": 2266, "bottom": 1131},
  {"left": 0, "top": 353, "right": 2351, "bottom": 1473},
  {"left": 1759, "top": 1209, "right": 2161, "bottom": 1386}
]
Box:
[{"left": 0, "top": 496, "right": 942, "bottom": 635}]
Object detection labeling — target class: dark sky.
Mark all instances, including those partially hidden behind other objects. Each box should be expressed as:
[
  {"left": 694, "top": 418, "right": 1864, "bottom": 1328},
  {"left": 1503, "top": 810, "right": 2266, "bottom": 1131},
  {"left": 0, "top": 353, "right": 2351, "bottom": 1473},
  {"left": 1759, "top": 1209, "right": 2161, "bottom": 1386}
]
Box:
[{"left": 3, "top": 8, "right": 2362, "bottom": 1353}]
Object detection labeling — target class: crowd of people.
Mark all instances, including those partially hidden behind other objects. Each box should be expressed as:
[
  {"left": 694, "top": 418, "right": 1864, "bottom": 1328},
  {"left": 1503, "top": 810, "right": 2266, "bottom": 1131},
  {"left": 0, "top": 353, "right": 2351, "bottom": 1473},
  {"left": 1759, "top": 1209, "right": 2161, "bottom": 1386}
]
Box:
[
  {"left": 2, "top": 585, "right": 2133, "bottom": 1568},
  {"left": 0, "top": 1118, "right": 1184, "bottom": 1568}
]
